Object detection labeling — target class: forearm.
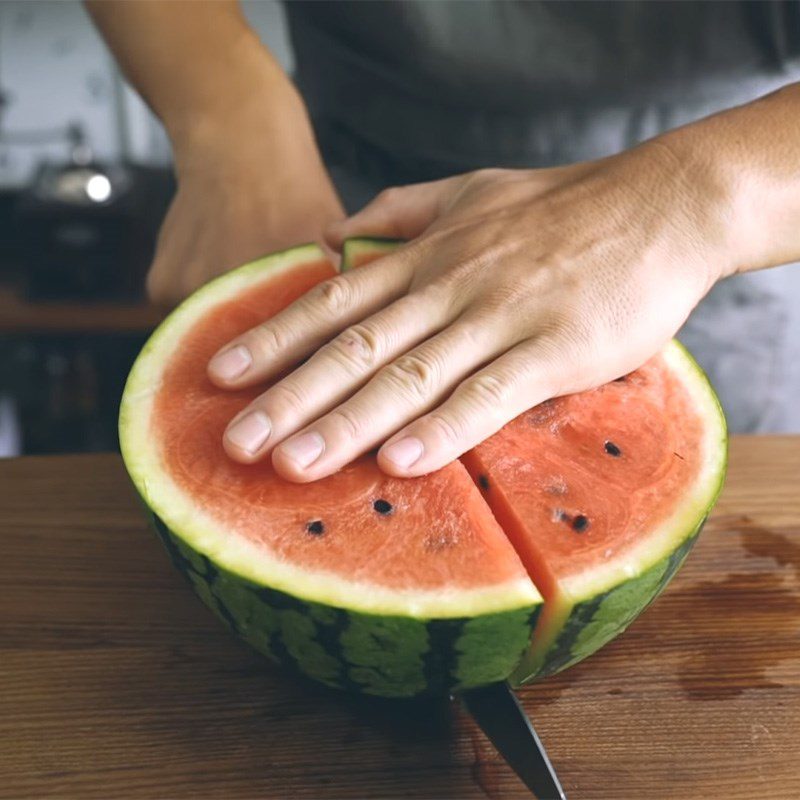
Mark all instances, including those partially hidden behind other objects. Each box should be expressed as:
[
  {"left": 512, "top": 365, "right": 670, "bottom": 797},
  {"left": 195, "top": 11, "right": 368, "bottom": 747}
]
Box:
[
  {"left": 85, "top": 0, "right": 308, "bottom": 154},
  {"left": 655, "top": 82, "right": 800, "bottom": 277}
]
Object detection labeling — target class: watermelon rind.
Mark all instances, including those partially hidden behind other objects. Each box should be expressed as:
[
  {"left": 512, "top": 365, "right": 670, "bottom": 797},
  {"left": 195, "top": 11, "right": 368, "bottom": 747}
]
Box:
[
  {"left": 511, "top": 341, "right": 727, "bottom": 683},
  {"left": 341, "top": 236, "right": 402, "bottom": 270},
  {"left": 121, "top": 237, "right": 727, "bottom": 696},
  {"left": 342, "top": 238, "right": 728, "bottom": 686},
  {"left": 152, "top": 514, "right": 539, "bottom": 696},
  {"left": 119, "top": 243, "right": 541, "bottom": 696}
]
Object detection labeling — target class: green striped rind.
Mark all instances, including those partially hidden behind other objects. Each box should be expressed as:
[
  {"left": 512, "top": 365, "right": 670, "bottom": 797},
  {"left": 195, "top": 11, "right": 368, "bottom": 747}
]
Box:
[
  {"left": 512, "top": 340, "right": 727, "bottom": 684},
  {"left": 341, "top": 237, "right": 402, "bottom": 271},
  {"left": 152, "top": 515, "right": 539, "bottom": 697},
  {"left": 524, "top": 520, "right": 704, "bottom": 681}
]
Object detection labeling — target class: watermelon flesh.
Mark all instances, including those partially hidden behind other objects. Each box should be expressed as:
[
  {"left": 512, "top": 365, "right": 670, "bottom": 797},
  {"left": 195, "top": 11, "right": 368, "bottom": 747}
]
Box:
[
  {"left": 119, "top": 240, "right": 726, "bottom": 697},
  {"left": 153, "top": 258, "right": 532, "bottom": 601},
  {"left": 122, "top": 245, "right": 541, "bottom": 697},
  {"left": 461, "top": 350, "right": 725, "bottom": 680},
  {"left": 342, "top": 238, "right": 727, "bottom": 682}
]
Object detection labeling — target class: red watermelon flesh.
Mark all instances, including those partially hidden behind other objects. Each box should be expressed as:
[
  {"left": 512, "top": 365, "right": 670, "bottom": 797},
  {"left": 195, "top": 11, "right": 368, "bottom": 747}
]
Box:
[
  {"left": 339, "top": 237, "right": 726, "bottom": 682},
  {"left": 151, "top": 255, "right": 537, "bottom": 600},
  {"left": 120, "top": 240, "right": 725, "bottom": 695},
  {"left": 462, "top": 361, "right": 707, "bottom": 597}
]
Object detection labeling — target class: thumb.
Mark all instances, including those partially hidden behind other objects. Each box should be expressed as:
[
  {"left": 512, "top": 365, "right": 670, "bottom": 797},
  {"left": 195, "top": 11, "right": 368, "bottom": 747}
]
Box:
[{"left": 324, "top": 177, "right": 459, "bottom": 252}]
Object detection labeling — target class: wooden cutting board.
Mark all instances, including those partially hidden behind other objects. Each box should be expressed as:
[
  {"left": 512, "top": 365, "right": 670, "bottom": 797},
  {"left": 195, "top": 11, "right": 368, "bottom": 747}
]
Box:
[{"left": 1, "top": 436, "right": 799, "bottom": 799}]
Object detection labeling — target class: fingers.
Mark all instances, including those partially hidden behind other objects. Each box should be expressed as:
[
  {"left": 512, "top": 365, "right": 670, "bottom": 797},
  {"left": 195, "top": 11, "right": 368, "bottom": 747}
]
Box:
[
  {"left": 269, "top": 316, "right": 513, "bottom": 481},
  {"left": 376, "top": 338, "right": 568, "bottom": 477},
  {"left": 324, "top": 178, "right": 459, "bottom": 251},
  {"left": 207, "top": 252, "right": 416, "bottom": 388},
  {"left": 146, "top": 262, "right": 174, "bottom": 307},
  {"left": 221, "top": 282, "right": 462, "bottom": 463}
]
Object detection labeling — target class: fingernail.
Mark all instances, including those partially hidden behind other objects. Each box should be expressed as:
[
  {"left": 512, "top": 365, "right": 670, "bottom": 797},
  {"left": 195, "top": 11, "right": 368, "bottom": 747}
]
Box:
[
  {"left": 381, "top": 437, "right": 424, "bottom": 469},
  {"left": 209, "top": 345, "right": 252, "bottom": 382},
  {"left": 226, "top": 411, "right": 271, "bottom": 454},
  {"left": 279, "top": 431, "right": 325, "bottom": 469}
]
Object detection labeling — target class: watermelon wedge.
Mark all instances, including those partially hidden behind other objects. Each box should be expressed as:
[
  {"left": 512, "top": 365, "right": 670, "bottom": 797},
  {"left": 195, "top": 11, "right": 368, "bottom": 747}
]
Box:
[
  {"left": 120, "top": 245, "right": 542, "bottom": 697},
  {"left": 119, "top": 240, "right": 726, "bottom": 697}
]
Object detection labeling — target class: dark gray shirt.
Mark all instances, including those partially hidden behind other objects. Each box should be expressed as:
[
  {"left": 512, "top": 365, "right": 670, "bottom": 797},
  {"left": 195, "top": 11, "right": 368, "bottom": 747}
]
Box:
[{"left": 283, "top": 1, "right": 800, "bottom": 432}]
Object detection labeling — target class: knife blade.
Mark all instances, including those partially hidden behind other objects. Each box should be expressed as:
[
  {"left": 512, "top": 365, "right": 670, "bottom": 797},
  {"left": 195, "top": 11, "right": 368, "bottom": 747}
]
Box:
[{"left": 461, "top": 682, "right": 567, "bottom": 800}]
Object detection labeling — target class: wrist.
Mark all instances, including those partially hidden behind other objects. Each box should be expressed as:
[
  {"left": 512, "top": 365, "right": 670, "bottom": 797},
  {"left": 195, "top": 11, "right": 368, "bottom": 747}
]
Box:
[
  {"left": 639, "top": 125, "right": 746, "bottom": 284},
  {"left": 163, "top": 30, "right": 310, "bottom": 163},
  {"left": 651, "top": 84, "right": 800, "bottom": 277}
]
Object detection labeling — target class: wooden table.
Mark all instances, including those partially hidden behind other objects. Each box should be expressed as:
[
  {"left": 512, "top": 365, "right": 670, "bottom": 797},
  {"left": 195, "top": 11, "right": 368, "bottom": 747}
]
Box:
[{"left": 2, "top": 436, "right": 799, "bottom": 799}]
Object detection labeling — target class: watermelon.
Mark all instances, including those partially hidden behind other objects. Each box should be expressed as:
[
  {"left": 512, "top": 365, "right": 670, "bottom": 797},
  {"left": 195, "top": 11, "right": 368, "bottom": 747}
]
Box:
[{"left": 119, "top": 240, "right": 726, "bottom": 697}]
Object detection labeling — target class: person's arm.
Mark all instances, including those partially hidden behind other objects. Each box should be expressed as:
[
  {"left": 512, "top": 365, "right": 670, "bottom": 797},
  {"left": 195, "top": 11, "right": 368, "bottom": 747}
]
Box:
[
  {"left": 87, "top": 1, "right": 343, "bottom": 303},
  {"left": 202, "top": 81, "right": 800, "bottom": 482},
  {"left": 660, "top": 83, "right": 800, "bottom": 274}
]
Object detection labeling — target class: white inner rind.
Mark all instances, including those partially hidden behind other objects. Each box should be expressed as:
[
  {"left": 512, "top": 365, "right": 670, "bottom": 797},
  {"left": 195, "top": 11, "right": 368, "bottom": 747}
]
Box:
[
  {"left": 119, "top": 244, "right": 541, "bottom": 620},
  {"left": 560, "top": 339, "right": 728, "bottom": 604}
]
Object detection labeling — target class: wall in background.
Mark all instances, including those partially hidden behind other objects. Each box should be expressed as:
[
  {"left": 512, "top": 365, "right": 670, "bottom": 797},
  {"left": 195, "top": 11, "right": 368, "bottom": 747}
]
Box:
[{"left": 0, "top": 0, "right": 293, "bottom": 186}]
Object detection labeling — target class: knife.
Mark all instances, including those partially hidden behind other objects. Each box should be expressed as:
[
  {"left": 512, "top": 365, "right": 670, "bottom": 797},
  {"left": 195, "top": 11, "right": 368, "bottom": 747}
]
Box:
[{"left": 461, "top": 681, "right": 567, "bottom": 799}]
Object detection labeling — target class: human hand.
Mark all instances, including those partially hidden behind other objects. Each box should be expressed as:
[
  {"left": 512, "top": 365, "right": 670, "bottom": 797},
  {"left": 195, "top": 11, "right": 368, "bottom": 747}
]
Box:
[
  {"left": 147, "top": 93, "right": 343, "bottom": 305},
  {"left": 208, "top": 140, "right": 735, "bottom": 481}
]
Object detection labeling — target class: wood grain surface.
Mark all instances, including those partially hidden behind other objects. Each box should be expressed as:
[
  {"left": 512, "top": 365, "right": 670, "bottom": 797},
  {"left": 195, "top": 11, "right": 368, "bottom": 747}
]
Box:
[{"left": 1, "top": 436, "right": 799, "bottom": 799}]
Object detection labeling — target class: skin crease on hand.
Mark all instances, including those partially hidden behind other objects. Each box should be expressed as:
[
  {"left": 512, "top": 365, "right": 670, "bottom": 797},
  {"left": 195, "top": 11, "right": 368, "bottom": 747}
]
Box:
[{"left": 207, "top": 136, "right": 739, "bottom": 484}]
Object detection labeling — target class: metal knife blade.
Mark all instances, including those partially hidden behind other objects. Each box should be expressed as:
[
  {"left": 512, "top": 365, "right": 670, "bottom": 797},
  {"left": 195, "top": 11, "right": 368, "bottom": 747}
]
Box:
[{"left": 461, "top": 682, "right": 567, "bottom": 800}]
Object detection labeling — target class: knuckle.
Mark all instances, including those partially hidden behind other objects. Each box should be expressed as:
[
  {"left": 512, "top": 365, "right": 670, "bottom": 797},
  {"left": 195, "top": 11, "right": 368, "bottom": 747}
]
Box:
[
  {"left": 461, "top": 168, "right": 499, "bottom": 193},
  {"left": 265, "top": 380, "right": 308, "bottom": 413},
  {"left": 462, "top": 372, "right": 514, "bottom": 409},
  {"left": 326, "top": 324, "right": 382, "bottom": 370},
  {"left": 384, "top": 353, "right": 439, "bottom": 401},
  {"left": 413, "top": 276, "right": 459, "bottom": 314},
  {"left": 425, "top": 412, "right": 463, "bottom": 445},
  {"left": 376, "top": 186, "right": 402, "bottom": 206},
  {"left": 428, "top": 259, "right": 478, "bottom": 298},
  {"left": 145, "top": 273, "right": 165, "bottom": 303},
  {"left": 326, "top": 406, "right": 367, "bottom": 440},
  {"left": 248, "top": 322, "right": 291, "bottom": 358},
  {"left": 313, "top": 275, "right": 356, "bottom": 317}
]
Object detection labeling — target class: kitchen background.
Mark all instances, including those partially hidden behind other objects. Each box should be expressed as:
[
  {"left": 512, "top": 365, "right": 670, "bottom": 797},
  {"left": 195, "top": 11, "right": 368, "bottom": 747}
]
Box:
[
  {"left": 1, "top": 1, "right": 799, "bottom": 459},
  {"left": 0, "top": 1, "right": 292, "bottom": 457}
]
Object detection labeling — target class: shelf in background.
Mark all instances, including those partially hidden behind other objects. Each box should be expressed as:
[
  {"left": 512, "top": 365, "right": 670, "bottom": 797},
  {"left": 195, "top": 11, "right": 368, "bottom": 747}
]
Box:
[{"left": 0, "top": 282, "right": 164, "bottom": 334}]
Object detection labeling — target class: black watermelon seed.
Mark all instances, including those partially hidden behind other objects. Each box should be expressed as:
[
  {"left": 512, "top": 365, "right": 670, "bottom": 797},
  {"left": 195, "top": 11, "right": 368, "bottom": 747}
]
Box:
[
  {"left": 604, "top": 440, "right": 622, "bottom": 457},
  {"left": 306, "top": 520, "right": 325, "bottom": 535},
  {"left": 373, "top": 499, "right": 393, "bottom": 515},
  {"left": 614, "top": 375, "right": 627, "bottom": 382},
  {"left": 572, "top": 515, "right": 590, "bottom": 533},
  {"left": 478, "top": 474, "right": 490, "bottom": 491}
]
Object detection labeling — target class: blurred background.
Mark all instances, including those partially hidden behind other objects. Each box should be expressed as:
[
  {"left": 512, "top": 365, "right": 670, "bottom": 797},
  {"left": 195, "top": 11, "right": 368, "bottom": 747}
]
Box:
[
  {"left": 0, "top": 1, "right": 291, "bottom": 457},
  {"left": 1, "top": 1, "right": 799, "bottom": 460}
]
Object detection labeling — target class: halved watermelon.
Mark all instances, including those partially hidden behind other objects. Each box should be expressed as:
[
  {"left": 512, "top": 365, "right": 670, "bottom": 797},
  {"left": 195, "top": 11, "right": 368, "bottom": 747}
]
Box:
[
  {"left": 120, "top": 245, "right": 542, "bottom": 697},
  {"left": 120, "top": 239, "right": 726, "bottom": 697}
]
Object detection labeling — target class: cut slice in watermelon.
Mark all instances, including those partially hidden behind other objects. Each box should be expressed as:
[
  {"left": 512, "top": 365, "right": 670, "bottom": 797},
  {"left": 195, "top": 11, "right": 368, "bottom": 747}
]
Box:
[
  {"left": 341, "top": 238, "right": 727, "bottom": 683},
  {"left": 460, "top": 343, "right": 726, "bottom": 681},
  {"left": 120, "top": 239, "right": 726, "bottom": 698},
  {"left": 120, "top": 244, "right": 541, "bottom": 697}
]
